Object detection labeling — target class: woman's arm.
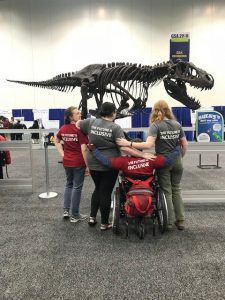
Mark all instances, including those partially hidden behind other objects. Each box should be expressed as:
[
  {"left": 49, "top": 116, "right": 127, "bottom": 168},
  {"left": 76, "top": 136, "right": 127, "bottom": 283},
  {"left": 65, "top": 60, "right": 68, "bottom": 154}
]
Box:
[
  {"left": 55, "top": 136, "right": 64, "bottom": 158},
  {"left": 120, "top": 146, "right": 156, "bottom": 160},
  {"left": 116, "top": 135, "right": 156, "bottom": 150},
  {"left": 81, "top": 144, "right": 90, "bottom": 175},
  {"left": 179, "top": 137, "right": 188, "bottom": 157}
]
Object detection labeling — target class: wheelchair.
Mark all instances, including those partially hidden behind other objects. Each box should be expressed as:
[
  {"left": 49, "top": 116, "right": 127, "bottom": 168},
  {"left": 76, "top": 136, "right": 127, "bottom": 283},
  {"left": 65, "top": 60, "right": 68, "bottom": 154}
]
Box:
[{"left": 112, "top": 172, "right": 168, "bottom": 239}]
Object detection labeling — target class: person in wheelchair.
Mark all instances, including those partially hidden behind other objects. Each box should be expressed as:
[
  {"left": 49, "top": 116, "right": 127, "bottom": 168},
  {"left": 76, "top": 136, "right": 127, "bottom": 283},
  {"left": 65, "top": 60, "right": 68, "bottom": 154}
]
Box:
[
  {"left": 88, "top": 143, "right": 181, "bottom": 235},
  {"left": 87, "top": 144, "right": 181, "bottom": 181}
]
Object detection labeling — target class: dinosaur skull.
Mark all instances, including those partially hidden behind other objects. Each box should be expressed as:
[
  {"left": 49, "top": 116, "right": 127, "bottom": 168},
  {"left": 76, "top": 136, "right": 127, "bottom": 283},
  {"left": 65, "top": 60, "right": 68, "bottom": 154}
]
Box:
[{"left": 164, "top": 61, "right": 214, "bottom": 110}]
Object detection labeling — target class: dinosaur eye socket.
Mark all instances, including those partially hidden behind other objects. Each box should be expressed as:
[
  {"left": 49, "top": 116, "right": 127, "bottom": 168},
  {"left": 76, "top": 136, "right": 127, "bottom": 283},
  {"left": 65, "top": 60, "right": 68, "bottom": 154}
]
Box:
[{"left": 191, "top": 69, "right": 197, "bottom": 77}]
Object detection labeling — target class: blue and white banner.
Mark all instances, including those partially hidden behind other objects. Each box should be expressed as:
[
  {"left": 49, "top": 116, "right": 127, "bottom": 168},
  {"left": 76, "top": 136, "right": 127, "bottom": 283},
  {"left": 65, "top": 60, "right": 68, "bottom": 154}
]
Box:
[
  {"left": 196, "top": 111, "right": 224, "bottom": 142},
  {"left": 170, "top": 33, "right": 190, "bottom": 63}
]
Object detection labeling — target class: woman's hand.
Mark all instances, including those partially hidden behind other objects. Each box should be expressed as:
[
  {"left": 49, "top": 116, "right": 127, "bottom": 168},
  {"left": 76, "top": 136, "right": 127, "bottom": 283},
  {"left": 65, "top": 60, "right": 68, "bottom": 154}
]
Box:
[
  {"left": 116, "top": 137, "right": 131, "bottom": 147},
  {"left": 142, "top": 152, "right": 156, "bottom": 160},
  {"left": 85, "top": 167, "right": 90, "bottom": 176},
  {"left": 87, "top": 144, "right": 96, "bottom": 151}
]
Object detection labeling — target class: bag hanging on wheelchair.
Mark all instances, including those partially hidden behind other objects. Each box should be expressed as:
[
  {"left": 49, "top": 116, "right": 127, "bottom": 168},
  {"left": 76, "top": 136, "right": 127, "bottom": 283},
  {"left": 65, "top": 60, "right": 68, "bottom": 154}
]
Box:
[{"left": 124, "top": 177, "right": 154, "bottom": 217}]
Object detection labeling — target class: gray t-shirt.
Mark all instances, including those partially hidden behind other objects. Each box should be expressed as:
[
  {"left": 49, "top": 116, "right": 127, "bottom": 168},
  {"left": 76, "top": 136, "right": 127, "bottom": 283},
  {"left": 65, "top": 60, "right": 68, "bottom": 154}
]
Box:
[
  {"left": 80, "top": 118, "right": 125, "bottom": 171},
  {"left": 149, "top": 119, "right": 185, "bottom": 155}
]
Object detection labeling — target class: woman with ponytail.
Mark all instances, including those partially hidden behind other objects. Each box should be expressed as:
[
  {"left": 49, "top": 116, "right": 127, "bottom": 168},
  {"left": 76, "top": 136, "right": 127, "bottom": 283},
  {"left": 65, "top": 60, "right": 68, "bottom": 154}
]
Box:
[
  {"left": 117, "top": 100, "right": 188, "bottom": 230},
  {"left": 55, "top": 106, "right": 88, "bottom": 223}
]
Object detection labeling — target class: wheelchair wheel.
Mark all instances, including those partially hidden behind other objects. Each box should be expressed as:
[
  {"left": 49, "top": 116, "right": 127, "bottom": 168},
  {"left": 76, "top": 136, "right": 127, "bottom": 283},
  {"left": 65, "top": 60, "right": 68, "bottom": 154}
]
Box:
[
  {"left": 156, "top": 188, "right": 168, "bottom": 233},
  {"left": 137, "top": 218, "right": 145, "bottom": 240},
  {"left": 112, "top": 187, "right": 121, "bottom": 234},
  {"left": 152, "top": 217, "right": 156, "bottom": 236}
]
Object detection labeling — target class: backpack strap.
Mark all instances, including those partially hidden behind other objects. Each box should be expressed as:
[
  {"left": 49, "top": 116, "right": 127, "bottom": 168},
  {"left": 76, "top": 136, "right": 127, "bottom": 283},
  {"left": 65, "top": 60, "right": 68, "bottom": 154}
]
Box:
[
  {"left": 131, "top": 194, "right": 152, "bottom": 214},
  {"left": 125, "top": 176, "right": 153, "bottom": 185}
]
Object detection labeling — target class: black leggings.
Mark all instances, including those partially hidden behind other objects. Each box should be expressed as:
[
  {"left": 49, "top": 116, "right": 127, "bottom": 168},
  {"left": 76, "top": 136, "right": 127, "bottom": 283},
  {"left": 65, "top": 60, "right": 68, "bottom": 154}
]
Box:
[
  {"left": 0, "top": 166, "right": 3, "bottom": 179},
  {"left": 90, "top": 169, "right": 119, "bottom": 224}
]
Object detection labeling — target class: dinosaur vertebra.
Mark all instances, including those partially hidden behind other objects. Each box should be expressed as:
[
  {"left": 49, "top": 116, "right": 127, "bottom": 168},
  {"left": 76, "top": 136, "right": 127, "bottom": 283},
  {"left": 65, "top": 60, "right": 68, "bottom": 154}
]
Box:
[{"left": 7, "top": 60, "right": 214, "bottom": 119}]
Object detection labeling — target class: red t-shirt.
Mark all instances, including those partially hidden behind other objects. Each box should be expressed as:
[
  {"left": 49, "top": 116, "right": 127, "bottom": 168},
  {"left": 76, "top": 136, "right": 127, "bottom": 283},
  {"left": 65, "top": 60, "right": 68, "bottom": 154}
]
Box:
[
  {"left": 56, "top": 124, "right": 88, "bottom": 167},
  {"left": 110, "top": 155, "right": 165, "bottom": 177},
  {"left": 0, "top": 135, "right": 11, "bottom": 164}
]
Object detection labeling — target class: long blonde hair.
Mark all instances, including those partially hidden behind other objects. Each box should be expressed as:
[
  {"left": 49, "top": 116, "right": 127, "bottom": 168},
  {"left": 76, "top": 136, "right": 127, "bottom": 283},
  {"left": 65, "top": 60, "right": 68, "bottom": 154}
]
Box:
[{"left": 150, "top": 100, "right": 175, "bottom": 124}]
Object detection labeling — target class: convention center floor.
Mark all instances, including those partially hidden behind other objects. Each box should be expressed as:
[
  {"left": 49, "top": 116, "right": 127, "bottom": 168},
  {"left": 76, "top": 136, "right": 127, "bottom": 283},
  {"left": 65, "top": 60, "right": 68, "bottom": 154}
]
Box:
[{"left": 1, "top": 149, "right": 225, "bottom": 299}]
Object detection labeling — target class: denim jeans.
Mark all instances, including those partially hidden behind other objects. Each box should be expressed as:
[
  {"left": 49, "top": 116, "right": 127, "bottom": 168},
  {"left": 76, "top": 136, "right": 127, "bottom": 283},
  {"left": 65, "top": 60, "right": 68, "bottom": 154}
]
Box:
[{"left": 64, "top": 166, "right": 85, "bottom": 216}]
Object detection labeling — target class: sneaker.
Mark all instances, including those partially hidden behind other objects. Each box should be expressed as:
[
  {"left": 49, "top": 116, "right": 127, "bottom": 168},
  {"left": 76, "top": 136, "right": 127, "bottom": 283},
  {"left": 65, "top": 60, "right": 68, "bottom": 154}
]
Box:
[
  {"left": 100, "top": 223, "right": 113, "bottom": 231},
  {"left": 78, "top": 214, "right": 88, "bottom": 221},
  {"left": 88, "top": 217, "right": 97, "bottom": 226},
  {"left": 175, "top": 220, "right": 185, "bottom": 230},
  {"left": 70, "top": 214, "right": 88, "bottom": 223},
  {"left": 167, "top": 224, "right": 173, "bottom": 230},
  {"left": 63, "top": 209, "right": 70, "bottom": 219}
]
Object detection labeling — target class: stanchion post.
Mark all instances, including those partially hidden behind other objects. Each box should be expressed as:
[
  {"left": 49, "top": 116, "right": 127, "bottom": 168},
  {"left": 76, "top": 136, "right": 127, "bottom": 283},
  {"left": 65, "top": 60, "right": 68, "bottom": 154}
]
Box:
[
  {"left": 217, "top": 153, "right": 219, "bottom": 168},
  {"left": 199, "top": 154, "right": 202, "bottom": 168},
  {"left": 39, "top": 137, "right": 58, "bottom": 199}
]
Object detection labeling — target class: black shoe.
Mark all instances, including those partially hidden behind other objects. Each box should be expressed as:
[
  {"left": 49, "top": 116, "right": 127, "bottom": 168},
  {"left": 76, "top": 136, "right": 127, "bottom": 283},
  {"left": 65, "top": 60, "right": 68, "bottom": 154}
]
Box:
[
  {"left": 100, "top": 223, "right": 112, "bottom": 231},
  {"left": 88, "top": 217, "right": 97, "bottom": 226}
]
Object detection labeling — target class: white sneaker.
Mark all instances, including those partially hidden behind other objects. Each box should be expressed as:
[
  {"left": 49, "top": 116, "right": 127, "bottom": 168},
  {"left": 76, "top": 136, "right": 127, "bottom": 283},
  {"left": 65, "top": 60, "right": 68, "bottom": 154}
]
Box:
[
  {"left": 78, "top": 214, "right": 88, "bottom": 220},
  {"left": 70, "top": 214, "right": 88, "bottom": 223},
  {"left": 63, "top": 210, "right": 70, "bottom": 219}
]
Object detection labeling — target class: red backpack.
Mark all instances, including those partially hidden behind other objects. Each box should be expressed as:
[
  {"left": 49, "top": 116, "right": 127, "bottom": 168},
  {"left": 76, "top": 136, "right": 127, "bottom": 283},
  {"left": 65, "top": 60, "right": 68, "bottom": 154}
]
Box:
[{"left": 124, "top": 177, "right": 154, "bottom": 217}]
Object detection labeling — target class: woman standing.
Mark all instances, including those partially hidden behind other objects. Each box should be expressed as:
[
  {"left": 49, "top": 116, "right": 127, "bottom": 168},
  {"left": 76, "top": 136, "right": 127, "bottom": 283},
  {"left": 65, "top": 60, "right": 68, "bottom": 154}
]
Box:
[
  {"left": 55, "top": 106, "right": 88, "bottom": 223},
  {"left": 78, "top": 102, "right": 125, "bottom": 231},
  {"left": 29, "top": 120, "right": 40, "bottom": 143},
  {"left": 117, "top": 100, "right": 188, "bottom": 230}
]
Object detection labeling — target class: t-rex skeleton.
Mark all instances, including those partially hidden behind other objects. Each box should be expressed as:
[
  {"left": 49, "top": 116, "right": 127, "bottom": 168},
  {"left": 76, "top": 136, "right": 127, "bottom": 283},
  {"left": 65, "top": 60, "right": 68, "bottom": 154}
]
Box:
[{"left": 7, "top": 60, "right": 214, "bottom": 119}]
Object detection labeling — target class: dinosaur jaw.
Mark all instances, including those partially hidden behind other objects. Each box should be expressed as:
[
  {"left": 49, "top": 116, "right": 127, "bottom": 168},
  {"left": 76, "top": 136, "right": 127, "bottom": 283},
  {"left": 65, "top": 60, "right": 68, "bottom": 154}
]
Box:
[{"left": 164, "top": 78, "right": 201, "bottom": 110}]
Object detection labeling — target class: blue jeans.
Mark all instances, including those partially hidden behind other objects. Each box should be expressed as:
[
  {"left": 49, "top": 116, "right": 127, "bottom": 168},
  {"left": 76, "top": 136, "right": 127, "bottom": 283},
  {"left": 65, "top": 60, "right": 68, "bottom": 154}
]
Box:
[{"left": 64, "top": 166, "right": 85, "bottom": 216}]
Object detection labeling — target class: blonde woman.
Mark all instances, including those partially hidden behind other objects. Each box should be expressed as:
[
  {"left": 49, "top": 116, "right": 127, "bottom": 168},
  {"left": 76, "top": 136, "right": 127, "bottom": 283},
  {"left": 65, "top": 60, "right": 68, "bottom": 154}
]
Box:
[{"left": 117, "top": 100, "right": 188, "bottom": 230}]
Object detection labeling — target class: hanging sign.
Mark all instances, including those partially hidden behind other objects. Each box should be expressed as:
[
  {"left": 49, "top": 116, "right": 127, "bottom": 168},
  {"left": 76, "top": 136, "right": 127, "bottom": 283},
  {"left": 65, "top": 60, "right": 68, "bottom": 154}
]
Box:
[
  {"left": 170, "top": 33, "right": 190, "bottom": 62},
  {"left": 196, "top": 110, "right": 224, "bottom": 142}
]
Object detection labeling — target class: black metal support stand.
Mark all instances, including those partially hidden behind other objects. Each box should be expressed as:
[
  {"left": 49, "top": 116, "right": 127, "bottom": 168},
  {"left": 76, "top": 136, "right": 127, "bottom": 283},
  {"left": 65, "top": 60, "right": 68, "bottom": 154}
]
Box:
[{"left": 197, "top": 153, "right": 221, "bottom": 169}]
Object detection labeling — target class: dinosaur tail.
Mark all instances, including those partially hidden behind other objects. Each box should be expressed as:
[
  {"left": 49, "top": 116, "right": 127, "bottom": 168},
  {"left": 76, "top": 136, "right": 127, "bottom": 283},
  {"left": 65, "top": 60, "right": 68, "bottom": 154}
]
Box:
[{"left": 6, "top": 78, "right": 79, "bottom": 92}]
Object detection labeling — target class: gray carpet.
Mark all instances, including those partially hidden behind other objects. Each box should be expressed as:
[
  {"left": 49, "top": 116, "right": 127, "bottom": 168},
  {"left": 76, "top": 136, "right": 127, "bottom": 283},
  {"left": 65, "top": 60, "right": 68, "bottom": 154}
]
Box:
[{"left": 1, "top": 149, "right": 225, "bottom": 300}]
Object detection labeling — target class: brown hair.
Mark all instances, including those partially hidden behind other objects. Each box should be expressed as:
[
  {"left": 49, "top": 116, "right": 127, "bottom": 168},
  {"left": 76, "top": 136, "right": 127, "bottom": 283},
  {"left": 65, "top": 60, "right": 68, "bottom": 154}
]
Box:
[
  {"left": 149, "top": 100, "right": 175, "bottom": 124},
  {"left": 64, "top": 106, "right": 77, "bottom": 124}
]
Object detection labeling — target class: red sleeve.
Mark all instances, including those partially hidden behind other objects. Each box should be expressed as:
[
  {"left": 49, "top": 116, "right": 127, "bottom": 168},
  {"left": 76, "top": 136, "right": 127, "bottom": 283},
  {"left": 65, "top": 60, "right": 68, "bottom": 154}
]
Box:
[
  {"left": 0, "top": 136, "right": 11, "bottom": 164},
  {"left": 78, "top": 129, "right": 88, "bottom": 145},
  {"left": 56, "top": 128, "right": 62, "bottom": 139},
  {"left": 110, "top": 157, "right": 128, "bottom": 171},
  {"left": 151, "top": 155, "right": 165, "bottom": 168}
]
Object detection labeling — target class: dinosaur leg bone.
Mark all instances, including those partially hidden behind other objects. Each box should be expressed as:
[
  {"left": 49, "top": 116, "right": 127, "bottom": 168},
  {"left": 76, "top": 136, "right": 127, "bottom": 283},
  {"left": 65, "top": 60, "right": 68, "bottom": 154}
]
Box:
[
  {"left": 80, "top": 83, "right": 89, "bottom": 119},
  {"left": 105, "top": 88, "right": 130, "bottom": 112}
]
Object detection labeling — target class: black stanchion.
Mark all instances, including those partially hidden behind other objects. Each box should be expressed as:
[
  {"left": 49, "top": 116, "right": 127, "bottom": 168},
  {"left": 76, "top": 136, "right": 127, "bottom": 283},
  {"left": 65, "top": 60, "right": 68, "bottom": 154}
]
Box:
[{"left": 39, "top": 139, "right": 58, "bottom": 199}]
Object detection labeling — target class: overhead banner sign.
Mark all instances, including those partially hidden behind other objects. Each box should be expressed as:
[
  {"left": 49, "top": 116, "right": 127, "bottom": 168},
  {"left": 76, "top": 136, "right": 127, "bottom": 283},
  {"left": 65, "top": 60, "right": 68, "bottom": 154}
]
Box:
[
  {"left": 170, "top": 33, "right": 190, "bottom": 62},
  {"left": 196, "top": 111, "right": 224, "bottom": 142}
]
